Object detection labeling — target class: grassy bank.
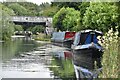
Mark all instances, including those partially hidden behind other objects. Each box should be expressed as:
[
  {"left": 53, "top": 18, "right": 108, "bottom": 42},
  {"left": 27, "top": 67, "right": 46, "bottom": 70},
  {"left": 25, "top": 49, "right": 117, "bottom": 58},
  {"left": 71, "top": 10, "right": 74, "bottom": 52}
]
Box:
[{"left": 33, "top": 33, "right": 51, "bottom": 42}]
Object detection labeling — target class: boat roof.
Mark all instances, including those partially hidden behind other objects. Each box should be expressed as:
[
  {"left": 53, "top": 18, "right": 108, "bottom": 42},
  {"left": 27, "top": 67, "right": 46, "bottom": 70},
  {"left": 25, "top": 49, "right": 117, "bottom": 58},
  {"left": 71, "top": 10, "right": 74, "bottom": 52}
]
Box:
[{"left": 79, "top": 29, "right": 103, "bottom": 34}]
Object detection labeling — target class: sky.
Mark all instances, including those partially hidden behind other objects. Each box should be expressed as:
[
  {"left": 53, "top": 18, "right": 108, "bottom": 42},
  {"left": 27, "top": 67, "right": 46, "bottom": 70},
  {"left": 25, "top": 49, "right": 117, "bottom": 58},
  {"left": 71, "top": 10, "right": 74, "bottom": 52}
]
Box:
[
  {"left": 26, "top": 0, "right": 52, "bottom": 5},
  {"left": 0, "top": 0, "right": 52, "bottom": 5}
]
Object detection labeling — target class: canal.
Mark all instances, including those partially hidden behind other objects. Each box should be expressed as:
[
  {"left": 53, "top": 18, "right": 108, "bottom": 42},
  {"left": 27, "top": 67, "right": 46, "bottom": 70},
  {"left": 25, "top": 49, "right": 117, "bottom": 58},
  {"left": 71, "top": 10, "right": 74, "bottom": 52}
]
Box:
[
  {"left": 1, "top": 38, "right": 102, "bottom": 79},
  {"left": 1, "top": 39, "right": 75, "bottom": 79}
]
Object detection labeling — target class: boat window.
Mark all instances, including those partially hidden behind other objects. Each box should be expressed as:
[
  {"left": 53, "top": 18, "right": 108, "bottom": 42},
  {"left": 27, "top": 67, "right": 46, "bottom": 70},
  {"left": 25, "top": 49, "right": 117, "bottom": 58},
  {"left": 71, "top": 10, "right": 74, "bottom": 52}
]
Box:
[
  {"left": 84, "top": 33, "right": 99, "bottom": 44},
  {"left": 93, "top": 34, "right": 98, "bottom": 44},
  {"left": 52, "top": 32, "right": 65, "bottom": 41},
  {"left": 73, "top": 32, "right": 80, "bottom": 46},
  {"left": 80, "top": 33, "right": 87, "bottom": 45},
  {"left": 73, "top": 31, "right": 102, "bottom": 45}
]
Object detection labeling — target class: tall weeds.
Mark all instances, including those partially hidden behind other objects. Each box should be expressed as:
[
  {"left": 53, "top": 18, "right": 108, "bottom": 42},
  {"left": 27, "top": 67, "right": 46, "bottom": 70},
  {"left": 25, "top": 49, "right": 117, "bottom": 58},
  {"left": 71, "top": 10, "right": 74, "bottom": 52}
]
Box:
[{"left": 98, "top": 27, "right": 119, "bottom": 78}]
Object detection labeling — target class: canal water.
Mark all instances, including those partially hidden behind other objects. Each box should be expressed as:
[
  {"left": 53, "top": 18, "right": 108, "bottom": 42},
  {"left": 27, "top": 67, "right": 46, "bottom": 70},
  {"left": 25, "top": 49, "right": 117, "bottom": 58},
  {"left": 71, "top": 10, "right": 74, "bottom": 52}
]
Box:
[
  {"left": 1, "top": 39, "right": 102, "bottom": 79},
  {"left": 1, "top": 39, "right": 75, "bottom": 79}
]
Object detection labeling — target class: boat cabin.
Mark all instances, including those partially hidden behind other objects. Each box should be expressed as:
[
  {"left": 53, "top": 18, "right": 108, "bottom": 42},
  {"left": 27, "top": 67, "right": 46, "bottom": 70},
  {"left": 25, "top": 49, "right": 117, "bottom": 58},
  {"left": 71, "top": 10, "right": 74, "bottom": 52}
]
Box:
[
  {"left": 51, "top": 31, "right": 76, "bottom": 43},
  {"left": 72, "top": 30, "right": 103, "bottom": 46}
]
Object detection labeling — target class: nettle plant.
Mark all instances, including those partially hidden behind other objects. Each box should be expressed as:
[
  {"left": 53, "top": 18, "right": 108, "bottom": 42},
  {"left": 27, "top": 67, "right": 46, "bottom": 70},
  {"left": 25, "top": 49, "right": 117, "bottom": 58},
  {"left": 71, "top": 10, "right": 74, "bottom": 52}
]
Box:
[{"left": 97, "top": 27, "right": 119, "bottom": 78}]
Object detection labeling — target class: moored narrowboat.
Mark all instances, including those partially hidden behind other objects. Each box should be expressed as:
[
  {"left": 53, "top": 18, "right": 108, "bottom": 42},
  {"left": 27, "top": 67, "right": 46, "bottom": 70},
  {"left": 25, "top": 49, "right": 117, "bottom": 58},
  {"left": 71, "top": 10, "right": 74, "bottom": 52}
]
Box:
[
  {"left": 51, "top": 31, "right": 76, "bottom": 47},
  {"left": 71, "top": 30, "right": 103, "bottom": 58},
  {"left": 72, "top": 30, "right": 103, "bottom": 79}
]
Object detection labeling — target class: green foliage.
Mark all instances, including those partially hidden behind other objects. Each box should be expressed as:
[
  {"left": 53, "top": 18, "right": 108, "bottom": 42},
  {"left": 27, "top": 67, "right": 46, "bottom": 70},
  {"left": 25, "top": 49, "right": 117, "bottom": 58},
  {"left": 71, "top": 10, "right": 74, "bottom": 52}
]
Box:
[
  {"left": 14, "top": 25, "right": 23, "bottom": 31},
  {"left": 51, "top": 2, "right": 81, "bottom": 10},
  {"left": 27, "top": 25, "right": 45, "bottom": 34},
  {"left": 62, "top": 8, "right": 80, "bottom": 31},
  {"left": 53, "top": 7, "right": 66, "bottom": 31},
  {"left": 53, "top": 7, "right": 80, "bottom": 31},
  {"left": 98, "top": 28, "right": 119, "bottom": 78},
  {"left": 3, "top": 2, "right": 40, "bottom": 16},
  {"left": 37, "top": 2, "right": 59, "bottom": 17},
  {"left": 1, "top": 3, "right": 15, "bottom": 40},
  {"left": 79, "top": 2, "right": 90, "bottom": 30},
  {"left": 18, "top": 2, "right": 39, "bottom": 16},
  {"left": 33, "top": 33, "right": 51, "bottom": 41},
  {"left": 7, "top": 3, "right": 29, "bottom": 16},
  {"left": 40, "top": 6, "right": 59, "bottom": 17},
  {"left": 83, "top": 2, "right": 119, "bottom": 32}
]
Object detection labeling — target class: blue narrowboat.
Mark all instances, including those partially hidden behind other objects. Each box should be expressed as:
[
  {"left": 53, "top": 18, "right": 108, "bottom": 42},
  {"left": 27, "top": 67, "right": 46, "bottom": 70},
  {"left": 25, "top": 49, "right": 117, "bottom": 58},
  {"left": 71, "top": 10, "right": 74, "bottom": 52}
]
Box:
[
  {"left": 72, "top": 30, "right": 103, "bottom": 79},
  {"left": 71, "top": 30, "right": 103, "bottom": 58}
]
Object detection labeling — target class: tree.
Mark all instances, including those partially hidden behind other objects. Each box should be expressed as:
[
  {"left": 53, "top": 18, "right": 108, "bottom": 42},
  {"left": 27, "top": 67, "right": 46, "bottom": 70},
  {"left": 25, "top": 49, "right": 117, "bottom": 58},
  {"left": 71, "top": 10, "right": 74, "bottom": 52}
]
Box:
[
  {"left": 27, "top": 25, "right": 45, "bottom": 34},
  {"left": 1, "top": 3, "right": 15, "bottom": 40},
  {"left": 39, "top": 6, "right": 59, "bottom": 17},
  {"left": 14, "top": 25, "right": 23, "bottom": 31},
  {"left": 53, "top": 7, "right": 80, "bottom": 31},
  {"left": 62, "top": 7, "right": 80, "bottom": 31},
  {"left": 82, "top": 2, "right": 119, "bottom": 32},
  {"left": 51, "top": 2, "right": 81, "bottom": 10},
  {"left": 7, "top": 3, "right": 29, "bottom": 16},
  {"left": 53, "top": 7, "right": 66, "bottom": 31},
  {"left": 78, "top": 2, "right": 90, "bottom": 30}
]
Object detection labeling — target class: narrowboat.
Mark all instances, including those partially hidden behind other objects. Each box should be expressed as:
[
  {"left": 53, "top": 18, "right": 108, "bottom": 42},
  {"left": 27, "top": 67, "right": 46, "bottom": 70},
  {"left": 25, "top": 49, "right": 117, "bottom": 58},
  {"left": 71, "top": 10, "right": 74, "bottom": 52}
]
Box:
[
  {"left": 71, "top": 30, "right": 103, "bottom": 79},
  {"left": 71, "top": 30, "right": 103, "bottom": 58},
  {"left": 51, "top": 31, "right": 76, "bottom": 47}
]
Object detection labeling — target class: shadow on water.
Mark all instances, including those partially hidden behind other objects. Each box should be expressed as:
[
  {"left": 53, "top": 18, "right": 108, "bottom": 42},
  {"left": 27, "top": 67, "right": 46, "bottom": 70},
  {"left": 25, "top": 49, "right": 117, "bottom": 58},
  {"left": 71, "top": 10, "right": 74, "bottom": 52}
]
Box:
[{"left": 73, "top": 50, "right": 102, "bottom": 80}]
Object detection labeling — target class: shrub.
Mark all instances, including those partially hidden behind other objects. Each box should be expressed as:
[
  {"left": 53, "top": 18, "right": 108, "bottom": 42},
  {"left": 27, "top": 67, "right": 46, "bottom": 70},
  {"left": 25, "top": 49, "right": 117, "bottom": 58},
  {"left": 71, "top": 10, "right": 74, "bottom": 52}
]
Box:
[
  {"left": 98, "top": 27, "right": 119, "bottom": 78},
  {"left": 83, "top": 2, "right": 119, "bottom": 32}
]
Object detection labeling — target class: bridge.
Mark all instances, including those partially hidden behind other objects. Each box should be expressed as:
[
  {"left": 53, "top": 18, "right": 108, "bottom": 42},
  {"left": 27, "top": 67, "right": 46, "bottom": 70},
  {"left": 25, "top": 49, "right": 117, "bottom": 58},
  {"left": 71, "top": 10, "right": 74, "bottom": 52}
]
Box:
[{"left": 10, "top": 16, "right": 52, "bottom": 26}]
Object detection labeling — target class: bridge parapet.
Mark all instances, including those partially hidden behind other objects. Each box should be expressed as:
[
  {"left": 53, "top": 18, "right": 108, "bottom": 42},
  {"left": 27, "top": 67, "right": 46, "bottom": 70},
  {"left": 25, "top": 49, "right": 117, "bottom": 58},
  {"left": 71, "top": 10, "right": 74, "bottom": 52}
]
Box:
[{"left": 10, "top": 16, "right": 52, "bottom": 23}]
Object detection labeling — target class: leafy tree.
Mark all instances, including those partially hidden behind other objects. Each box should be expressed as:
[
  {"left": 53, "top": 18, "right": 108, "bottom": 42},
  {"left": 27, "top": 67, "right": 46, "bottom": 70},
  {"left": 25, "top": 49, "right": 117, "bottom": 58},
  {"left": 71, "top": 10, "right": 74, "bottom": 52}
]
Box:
[
  {"left": 53, "top": 7, "right": 80, "bottom": 31},
  {"left": 115, "top": 2, "right": 120, "bottom": 35},
  {"left": 62, "top": 8, "right": 80, "bottom": 31},
  {"left": 51, "top": 2, "right": 81, "bottom": 10},
  {"left": 7, "top": 3, "right": 29, "bottom": 16},
  {"left": 18, "top": 2, "right": 39, "bottom": 16},
  {"left": 27, "top": 25, "right": 45, "bottom": 34},
  {"left": 39, "top": 6, "right": 59, "bottom": 17},
  {"left": 82, "top": 2, "right": 119, "bottom": 32},
  {"left": 53, "top": 7, "right": 66, "bottom": 31},
  {"left": 14, "top": 25, "right": 23, "bottom": 31},
  {"left": 78, "top": 2, "right": 90, "bottom": 30},
  {"left": 1, "top": 3, "right": 15, "bottom": 40}
]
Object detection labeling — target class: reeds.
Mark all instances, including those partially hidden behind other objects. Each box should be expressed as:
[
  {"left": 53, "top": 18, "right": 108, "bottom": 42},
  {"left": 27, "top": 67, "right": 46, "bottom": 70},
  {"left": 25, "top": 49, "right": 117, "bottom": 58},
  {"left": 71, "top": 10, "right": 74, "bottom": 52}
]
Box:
[{"left": 98, "top": 27, "right": 119, "bottom": 78}]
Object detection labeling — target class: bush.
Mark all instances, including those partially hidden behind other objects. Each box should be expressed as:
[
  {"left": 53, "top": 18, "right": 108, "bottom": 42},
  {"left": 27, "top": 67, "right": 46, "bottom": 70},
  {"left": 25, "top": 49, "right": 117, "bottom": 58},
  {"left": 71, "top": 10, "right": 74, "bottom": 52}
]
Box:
[
  {"left": 98, "top": 27, "right": 119, "bottom": 78},
  {"left": 53, "top": 7, "right": 80, "bottom": 31},
  {"left": 1, "top": 3, "right": 15, "bottom": 41},
  {"left": 14, "top": 25, "right": 23, "bottom": 31},
  {"left": 27, "top": 25, "right": 45, "bottom": 34},
  {"left": 83, "top": 2, "right": 119, "bottom": 32}
]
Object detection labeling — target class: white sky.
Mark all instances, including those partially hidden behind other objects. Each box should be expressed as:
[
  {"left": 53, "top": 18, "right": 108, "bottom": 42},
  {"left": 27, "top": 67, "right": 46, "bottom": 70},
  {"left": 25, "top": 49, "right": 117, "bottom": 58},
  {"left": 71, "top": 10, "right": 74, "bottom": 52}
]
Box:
[
  {"left": 0, "top": 0, "right": 52, "bottom": 5},
  {"left": 26, "top": 0, "right": 52, "bottom": 5}
]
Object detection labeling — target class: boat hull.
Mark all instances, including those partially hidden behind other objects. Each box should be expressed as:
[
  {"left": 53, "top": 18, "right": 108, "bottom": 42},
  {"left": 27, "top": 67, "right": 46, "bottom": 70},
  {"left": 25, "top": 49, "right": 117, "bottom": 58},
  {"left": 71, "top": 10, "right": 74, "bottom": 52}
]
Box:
[
  {"left": 51, "top": 40, "right": 73, "bottom": 48},
  {"left": 73, "top": 48, "right": 103, "bottom": 70}
]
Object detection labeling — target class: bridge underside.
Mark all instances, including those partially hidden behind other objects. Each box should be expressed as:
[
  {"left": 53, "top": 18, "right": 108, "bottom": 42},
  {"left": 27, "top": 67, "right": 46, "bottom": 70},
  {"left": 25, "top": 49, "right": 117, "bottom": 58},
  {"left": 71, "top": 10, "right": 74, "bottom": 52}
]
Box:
[
  {"left": 13, "top": 22, "right": 46, "bottom": 26},
  {"left": 13, "top": 21, "right": 46, "bottom": 30}
]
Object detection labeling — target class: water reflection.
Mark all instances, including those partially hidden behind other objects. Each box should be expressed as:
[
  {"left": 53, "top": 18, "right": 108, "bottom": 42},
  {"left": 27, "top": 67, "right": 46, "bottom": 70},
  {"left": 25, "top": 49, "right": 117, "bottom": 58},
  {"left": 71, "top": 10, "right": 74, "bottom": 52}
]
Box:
[
  {"left": 73, "top": 51, "right": 102, "bottom": 79},
  {"left": 1, "top": 39, "right": 102, "bottom": 79},
  {"left": 0, "top": 42, "right": 2, "bottom": 79},
  {"left": 50, "top": 49, "right": 76, "bottom": 79},
  {"left": 2, "top": 39, "right": 54, "bottom": 78}
]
